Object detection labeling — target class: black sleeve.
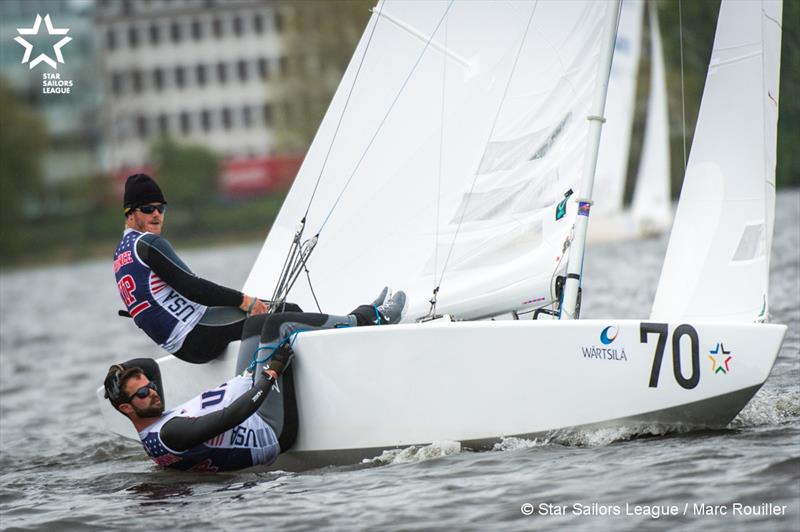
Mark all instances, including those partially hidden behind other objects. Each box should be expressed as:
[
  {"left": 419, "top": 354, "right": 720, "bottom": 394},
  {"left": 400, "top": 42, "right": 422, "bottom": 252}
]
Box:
[
  {"left": 159, "top": 374, "right": 273, "bottom": 452},
  {"left": 136, "top": 234, "right": 243, "bottom": 308}
]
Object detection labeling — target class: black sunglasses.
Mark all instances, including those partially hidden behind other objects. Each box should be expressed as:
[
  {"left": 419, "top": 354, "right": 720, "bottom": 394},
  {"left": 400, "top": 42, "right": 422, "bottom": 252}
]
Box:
[
  {"left": 137, "top": 204, "right": 166, "bottom": 214},
  {"left": 127, "top": 381, "right": 157, "bottom": 401}
]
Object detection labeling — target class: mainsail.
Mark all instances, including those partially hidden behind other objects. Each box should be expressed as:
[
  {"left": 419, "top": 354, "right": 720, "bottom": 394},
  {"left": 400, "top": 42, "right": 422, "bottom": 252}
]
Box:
[
  {"left": 651, "top": 0, "right": 783, "bottom": 322},
  {"left": 245, "top": 1, "right": 613, "bottom": 321}
]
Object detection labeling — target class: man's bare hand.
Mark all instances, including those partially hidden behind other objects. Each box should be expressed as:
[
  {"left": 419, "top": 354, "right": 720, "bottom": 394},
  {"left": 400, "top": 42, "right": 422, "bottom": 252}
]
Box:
[{"left": 240, "top": 295, "right": 269, "bottom": 315}]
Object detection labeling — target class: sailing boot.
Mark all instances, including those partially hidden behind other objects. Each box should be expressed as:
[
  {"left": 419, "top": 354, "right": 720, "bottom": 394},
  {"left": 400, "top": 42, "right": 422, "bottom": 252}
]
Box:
[{"left": 350, "top": 288, "right": 406, "bottom": 325}]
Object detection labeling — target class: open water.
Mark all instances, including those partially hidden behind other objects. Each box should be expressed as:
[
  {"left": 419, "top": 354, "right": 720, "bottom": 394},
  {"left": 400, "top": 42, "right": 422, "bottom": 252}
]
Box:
[{"left": 1, "top": 191, "right": 798, "bottom": 531}]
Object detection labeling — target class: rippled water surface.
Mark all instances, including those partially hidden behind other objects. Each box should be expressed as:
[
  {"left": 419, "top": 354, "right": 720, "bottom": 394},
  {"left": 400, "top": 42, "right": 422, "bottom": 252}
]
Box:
[{"left": 1, "top": 191, "right": 798, "bottom": 531}]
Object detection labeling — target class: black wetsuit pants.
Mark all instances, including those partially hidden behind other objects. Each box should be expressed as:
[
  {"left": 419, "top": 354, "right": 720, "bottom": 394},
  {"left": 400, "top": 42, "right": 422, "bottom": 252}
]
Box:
[{"left": 174, "top": 303, "right": 303, "bottom": 364}]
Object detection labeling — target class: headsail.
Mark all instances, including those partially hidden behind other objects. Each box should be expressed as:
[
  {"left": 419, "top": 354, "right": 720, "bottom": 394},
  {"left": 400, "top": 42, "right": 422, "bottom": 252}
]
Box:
[
  {"left": 245, "top": 1, "right": 614, "bottom": 321},
  {"left": 651, "top": 0, "right": 783, "bottom": 322}
]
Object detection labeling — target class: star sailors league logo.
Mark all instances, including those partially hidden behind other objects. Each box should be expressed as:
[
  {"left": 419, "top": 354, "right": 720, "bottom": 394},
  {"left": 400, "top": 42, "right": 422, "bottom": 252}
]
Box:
[
  {"left": 14, "top": 14, "right": 72, "bottom": 70},
  {"left": 14, "top": 14, "right": 75, "bottom": 95},
  {"left": 708, "top": 343, "right": 732, "bottom": 375}
]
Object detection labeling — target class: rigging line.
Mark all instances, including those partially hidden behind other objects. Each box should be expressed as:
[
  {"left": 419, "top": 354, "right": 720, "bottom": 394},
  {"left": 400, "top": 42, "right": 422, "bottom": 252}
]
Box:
[
  {"left": 678, "top": 0, "right": 688, "bottom": 172},
  {"left": 317, "top": 0, "right": 456, "bottom": 234},
  {"left": 436, "top": 0, "right": 540, "bottom": 291},
  {"left": 302, "top": 5, "right": 384, "bottom": 220},
  {"left": 433, "top": 13, "right": 450, "bottom": 303},
  {"left": 304, "top": 265, "right": 323, "bottom": 313}
]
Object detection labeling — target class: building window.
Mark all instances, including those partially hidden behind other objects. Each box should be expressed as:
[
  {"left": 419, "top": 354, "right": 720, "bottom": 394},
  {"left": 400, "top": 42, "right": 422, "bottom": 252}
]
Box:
[
  {"left": 149, "top": 23, "right": 160, "bottom": 45},
  {"left": 212, "top": 17, "right": 223, "bottom": 38},
  {"left": 111, "top": 72, "right": 123, "bottom": 95},
  {"left": 258, "top": 58, "right": 269, "bottom": 80},
  {"left": 174, "top": 66, "right": 186, "bottom": 88},
  {"left": 180, "top": 112, "right": 191, "bottom": 134},
  {"left": 170, "top": 21, "right": 181, "bottom": 43},
  {"left": 253, "top": 14, "right": 264, "bottom": 34},
  {"left": 158, "top": 113, "right": 169, "bottom": 135},
  {"left": 201, "top": 109, "right": 212, "bottom": 131},
  {"left": 221, "top": 107, "right": 232, "bottom": 130},
  {"left": 237, "top": 59, "right": 248, "bottom": 82},
  {"left": 106, "top": 29, "right": 117, "bottom": 50},
  {"left": 278, "top": 56, "right": 288, "bottom": 76},
  {"left": 262, "top": 103, "right": 273, "bottom": 126},
  {"left": 153, "top": 68, "right": 164, "bottom": 90},
  {"left": 242, "top": 106, "right": 252, "bottom": 128},
  {"left": 217, "top": 62, "right": 227, "bottom": 84},
  {"left": 136, "top": 115, "right": 148, "bottom": 138},
  {"left": 192, "top": 19, "right": 202, "bottom": 40},
  {"left": 128, "top": 26, "right": 139, "bottom": 48},
  {"left": 274, "top": 11, "right": 284, "bottom": 33},
  {"left": 196, "top": 64, "right": 207, "bottom": 86},
  {"left": 131, "top": 70, "right": 143, "bottom": 93}
]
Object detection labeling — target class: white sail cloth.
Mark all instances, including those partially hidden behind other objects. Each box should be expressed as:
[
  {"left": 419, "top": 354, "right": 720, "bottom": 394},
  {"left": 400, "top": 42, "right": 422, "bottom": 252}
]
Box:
[
  {"left": 245, "top": 0, "right": 611, "bottom": 320},
  {"left": 652, "top": 0, "right": 783, "bottom": 322}
]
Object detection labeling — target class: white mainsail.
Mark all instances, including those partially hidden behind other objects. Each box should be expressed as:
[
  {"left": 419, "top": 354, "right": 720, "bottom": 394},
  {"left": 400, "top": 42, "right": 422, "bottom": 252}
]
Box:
[
  {"left": 631, "top": 2, "right": 672, "bottom": 235},
  {"left": 245, "top": 0, "right": 611, "bottom": 320},
  {"left": 651, "top": 0, "right": 783, "bottom": 322}
]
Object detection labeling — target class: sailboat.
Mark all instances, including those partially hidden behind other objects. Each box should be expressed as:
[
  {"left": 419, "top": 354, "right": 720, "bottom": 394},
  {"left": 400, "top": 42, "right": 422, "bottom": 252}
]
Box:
[
  {"left": 98, "top": 0, "right": 785, "bottom": 470},
  {"left": 589, "top": 0, "right": 672, "bottom": 243}
]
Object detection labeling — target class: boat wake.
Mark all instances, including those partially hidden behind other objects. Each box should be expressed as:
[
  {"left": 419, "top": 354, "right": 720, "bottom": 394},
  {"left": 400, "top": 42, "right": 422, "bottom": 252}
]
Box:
[
  {"left": 363, "top": 441, "right": 462, "bottom": 466},
  {"left": 730, "top": 388, "right": 800, "bottom": 428}
]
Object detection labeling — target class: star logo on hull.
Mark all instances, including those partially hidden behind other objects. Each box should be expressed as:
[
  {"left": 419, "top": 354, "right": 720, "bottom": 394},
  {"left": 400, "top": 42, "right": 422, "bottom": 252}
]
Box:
[
  {"left": 14, "top": 14, "right": 72, "bottom": 70},
  {"left": 708, "top": 342, "right": 732, "bottom": 374}
]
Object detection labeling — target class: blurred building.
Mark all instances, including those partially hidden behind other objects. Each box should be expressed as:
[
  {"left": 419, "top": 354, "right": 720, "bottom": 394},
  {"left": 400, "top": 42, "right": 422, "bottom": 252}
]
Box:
[
  {"left": 95, "top": 0, "right": 310, "bottom": 196},
  {"left": 0, "top": 0, "right": 102, "bottom": 187}
]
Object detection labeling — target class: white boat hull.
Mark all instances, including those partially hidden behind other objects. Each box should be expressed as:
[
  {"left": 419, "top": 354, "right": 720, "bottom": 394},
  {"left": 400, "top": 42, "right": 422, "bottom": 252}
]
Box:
[{"left": 97, "top": 319, "right": 785, "bottom": 469}]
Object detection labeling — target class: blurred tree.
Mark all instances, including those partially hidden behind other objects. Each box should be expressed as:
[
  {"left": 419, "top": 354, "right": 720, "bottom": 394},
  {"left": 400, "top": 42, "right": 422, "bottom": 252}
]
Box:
[
  {"left": 151, "top": 137, "right": 220, "bottom": 206},
  {"left": 272, "top": 0, "right": 373, "bottom": 152},
  {"left": 776, "top": 0, "right": 799, "bottom": 188},
  {"left": 0, "top": 76, "right": 47, "bottom": 255}
]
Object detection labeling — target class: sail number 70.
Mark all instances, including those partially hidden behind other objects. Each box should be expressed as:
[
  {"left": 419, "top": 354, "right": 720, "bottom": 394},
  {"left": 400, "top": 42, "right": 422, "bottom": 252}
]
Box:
[{"left": 640, "top": 322, "right": 700, "bottom": 389}]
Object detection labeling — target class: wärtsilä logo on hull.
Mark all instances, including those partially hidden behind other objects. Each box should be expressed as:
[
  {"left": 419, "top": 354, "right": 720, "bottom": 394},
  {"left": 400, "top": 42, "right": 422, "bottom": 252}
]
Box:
[{"left": 582, "top": 326, "right": 627, "bottom": 361}]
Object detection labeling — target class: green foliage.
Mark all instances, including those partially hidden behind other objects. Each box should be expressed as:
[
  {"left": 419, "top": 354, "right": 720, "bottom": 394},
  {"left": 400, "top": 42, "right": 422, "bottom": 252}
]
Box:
[
  {"left": 0, "top": 77, "right": 47, "bottom": 255},
  {"left": 151, "top": 137, "right": 221, "bottom": 207},
  {"left": 777, "top": 0, "right": 800, "bottom": 188}
]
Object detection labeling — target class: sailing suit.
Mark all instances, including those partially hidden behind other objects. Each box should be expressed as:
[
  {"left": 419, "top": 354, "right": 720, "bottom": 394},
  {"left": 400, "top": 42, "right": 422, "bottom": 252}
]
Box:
[
  {"left": 113, "top": 229, "right": 300, "bottom": 363},
  {"left": 128, "top": 357, "right": 282, "bottom": 472}
]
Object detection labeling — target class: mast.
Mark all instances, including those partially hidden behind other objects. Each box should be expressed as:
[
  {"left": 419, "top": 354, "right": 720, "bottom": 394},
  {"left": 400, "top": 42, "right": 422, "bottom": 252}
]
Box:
[{"left": 560, "top": 0, "right": 622, "bottom": 320}]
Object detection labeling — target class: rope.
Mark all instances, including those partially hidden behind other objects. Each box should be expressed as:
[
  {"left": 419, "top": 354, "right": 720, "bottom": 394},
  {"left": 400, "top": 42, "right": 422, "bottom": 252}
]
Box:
[
  {"left": 678, "top": 0, "right": 688, "bottom": 171},
  {"left": 303, "top": 8, "right": 384, "bottom": 221}
]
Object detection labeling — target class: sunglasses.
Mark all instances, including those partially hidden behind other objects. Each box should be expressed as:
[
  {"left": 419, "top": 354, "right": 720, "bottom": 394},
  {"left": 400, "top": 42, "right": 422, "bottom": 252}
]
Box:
[
  {"left": 137, "top": 204, "right": 166, "bottom": 214},
  {"left": 127, "top": 381, "right": 157, "bottom": 401}
]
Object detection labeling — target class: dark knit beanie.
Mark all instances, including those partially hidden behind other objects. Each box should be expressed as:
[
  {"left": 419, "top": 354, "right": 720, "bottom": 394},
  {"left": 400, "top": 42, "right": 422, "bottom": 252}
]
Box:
[{"left": 123, "top": 174, "right": 167, "bottom": 214}]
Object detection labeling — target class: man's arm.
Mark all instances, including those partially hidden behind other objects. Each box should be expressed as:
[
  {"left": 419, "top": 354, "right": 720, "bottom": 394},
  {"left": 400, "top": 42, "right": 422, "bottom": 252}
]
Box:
[
  {"left": 160, "top": 373, "right": 274, "bottom": 452},
  {"left": 159, "top": 345, "right": 293, "bottom": 452},
  {"left": 136, "top": 234, "right": 244, "bottom": 307}
]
